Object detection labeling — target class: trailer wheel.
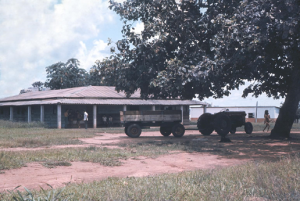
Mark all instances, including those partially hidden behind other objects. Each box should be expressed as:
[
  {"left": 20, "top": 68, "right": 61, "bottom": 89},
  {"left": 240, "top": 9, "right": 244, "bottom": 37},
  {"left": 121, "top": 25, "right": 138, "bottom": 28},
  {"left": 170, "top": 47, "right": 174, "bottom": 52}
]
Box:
[
  {"left": 172, "top": 124, "right": 185, "bottom": 138},
  {"left": 126, "top": 124, "right": 142, "bottom": 138},
  {"left": 160, "top": 126, "right": 172, "bottom": 137},
  {"left": 197, "top": 113, "right": 214, "bottom": 135},
  {"left": 213, "top": 114, "right": 231, "bottom": 137},
  {"left": 244, "top": 122, "right": 253, "bottom": 134},
  {"left": 230, "top": 127, "right": 236, "bottom": 134}
]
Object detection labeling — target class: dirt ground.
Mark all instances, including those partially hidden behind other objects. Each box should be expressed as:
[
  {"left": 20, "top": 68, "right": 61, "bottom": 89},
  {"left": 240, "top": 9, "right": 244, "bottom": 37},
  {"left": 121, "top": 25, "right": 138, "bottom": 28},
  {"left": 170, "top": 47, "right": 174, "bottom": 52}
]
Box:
[{"left": 1, "top": 130, "right": 300, "bottom": 192}]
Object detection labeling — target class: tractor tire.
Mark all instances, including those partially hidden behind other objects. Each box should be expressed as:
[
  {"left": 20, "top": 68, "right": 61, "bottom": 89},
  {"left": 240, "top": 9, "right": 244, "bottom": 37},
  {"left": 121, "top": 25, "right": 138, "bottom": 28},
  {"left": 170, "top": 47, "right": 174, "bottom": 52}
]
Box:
[
  {"left": 244, "top": 122, "right": 253, "bottom": 134},
  {"left": 160, "top": 126, "right": 172, "bottom": 137},
  {"left": 213, "top": 114, "right": 231, "bottom": 137},
  {"left": 126, "top": 124, "right": 142, "bottom": 138},
  {"left": 197, "top": 113, "right": 214, "bottom": 135},
  {"left": 172, "top": 124, "right": 185, "bottom": 138}
]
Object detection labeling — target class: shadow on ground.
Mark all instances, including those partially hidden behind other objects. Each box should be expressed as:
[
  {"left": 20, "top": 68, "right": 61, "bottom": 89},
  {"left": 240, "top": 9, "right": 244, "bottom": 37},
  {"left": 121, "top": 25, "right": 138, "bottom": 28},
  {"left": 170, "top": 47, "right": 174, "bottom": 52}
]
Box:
[{"left": 115, "top": 131, "right": 300, "bottom": 162}]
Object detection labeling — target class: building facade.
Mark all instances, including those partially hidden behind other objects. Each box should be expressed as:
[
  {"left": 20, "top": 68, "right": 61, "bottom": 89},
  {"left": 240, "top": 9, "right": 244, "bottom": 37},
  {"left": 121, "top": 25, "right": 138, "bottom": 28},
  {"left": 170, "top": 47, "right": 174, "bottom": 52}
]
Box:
[{"left": 0, "top": 86, "right": 205, "bottom": 128}]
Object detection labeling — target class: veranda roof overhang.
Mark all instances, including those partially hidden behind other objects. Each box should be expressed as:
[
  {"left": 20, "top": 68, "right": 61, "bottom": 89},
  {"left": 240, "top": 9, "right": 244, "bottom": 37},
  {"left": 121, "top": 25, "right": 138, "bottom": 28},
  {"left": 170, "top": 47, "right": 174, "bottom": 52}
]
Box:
[{"left": 0, "top": 98, "right": 204, "bottom": 106}]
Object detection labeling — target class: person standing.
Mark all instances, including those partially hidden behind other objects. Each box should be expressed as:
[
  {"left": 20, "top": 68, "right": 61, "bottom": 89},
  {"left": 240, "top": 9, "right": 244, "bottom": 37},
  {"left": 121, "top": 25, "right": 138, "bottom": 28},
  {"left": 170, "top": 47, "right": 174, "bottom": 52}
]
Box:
[
  {"left": 76, "top": 110, "right": 82, "bottom": 128},
  {"left": 108, "top": 116, "right": 113, "bottom": 127},
  {"left": 64, "top": 109, "right": 69, "bottom": 128},
  {"left": 263, "top": 110, "right": 271, "bottom": 132},
  {"left": 84, "top": 110, "right": 88, "bottom": 129},
  {"left": 102, "top": 115, "right": 107, "bottom": 127}
]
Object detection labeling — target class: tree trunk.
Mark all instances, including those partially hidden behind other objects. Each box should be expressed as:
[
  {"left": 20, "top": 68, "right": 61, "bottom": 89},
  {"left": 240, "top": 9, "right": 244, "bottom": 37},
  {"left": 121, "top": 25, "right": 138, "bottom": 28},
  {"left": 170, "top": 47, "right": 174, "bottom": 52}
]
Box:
[{"left": 270, "top": 67, "right": 300, "bottom": 138}]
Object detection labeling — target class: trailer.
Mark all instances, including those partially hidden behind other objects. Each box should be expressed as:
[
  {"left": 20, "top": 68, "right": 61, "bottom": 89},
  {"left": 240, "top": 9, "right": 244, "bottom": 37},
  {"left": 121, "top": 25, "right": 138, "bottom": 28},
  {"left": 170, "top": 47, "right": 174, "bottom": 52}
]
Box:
[
  {"left": 197, "top": 111, "right": 253, "bottom": 137},
  {"left": 120, "top": 110, "right": 185, "bottom": 138}
]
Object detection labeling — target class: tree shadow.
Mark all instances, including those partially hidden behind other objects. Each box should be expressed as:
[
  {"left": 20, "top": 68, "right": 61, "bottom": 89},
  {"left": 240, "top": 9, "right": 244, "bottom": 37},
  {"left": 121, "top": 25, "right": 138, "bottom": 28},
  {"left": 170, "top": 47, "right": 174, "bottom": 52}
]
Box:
[
  {"left": 117, "top": 132, "right": 300, "bottom": 162},
  {"left": 179, "top": 132, "right": 300, "bottom": 161}
]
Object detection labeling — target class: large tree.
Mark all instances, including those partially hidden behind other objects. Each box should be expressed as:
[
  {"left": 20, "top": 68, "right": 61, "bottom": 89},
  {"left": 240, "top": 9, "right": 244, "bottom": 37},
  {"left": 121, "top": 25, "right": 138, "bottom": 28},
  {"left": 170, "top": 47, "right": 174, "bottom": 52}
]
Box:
[
  {"left": 95, "top": 0, "right": 300, "bottom": 138},
  {"left": 209, "top": 0, "right": 300, "bottom": 138},
  {"left": 45, "top": 58, "right": 90, "bottom": 89}
]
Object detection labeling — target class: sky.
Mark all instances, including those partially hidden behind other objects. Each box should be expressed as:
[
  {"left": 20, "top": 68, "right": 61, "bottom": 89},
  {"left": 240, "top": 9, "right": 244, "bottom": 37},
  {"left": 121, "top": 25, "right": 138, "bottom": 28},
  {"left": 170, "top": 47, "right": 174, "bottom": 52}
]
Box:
[{"left": 0, "top": 0, "right": 285, "bottom": 107}]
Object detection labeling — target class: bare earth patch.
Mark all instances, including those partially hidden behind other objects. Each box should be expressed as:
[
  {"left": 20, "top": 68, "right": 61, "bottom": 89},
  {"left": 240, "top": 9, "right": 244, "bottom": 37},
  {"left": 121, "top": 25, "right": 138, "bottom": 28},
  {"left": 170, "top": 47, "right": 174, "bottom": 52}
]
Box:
[{"left": 1, "top": 130, "right": 300, "bottom": 192}]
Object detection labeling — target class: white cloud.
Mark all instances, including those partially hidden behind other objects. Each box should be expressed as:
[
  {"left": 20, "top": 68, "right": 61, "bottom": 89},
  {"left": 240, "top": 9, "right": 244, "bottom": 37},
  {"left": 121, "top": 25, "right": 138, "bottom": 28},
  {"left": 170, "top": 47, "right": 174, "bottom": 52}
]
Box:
[
  {"left": 76, "top": 39, "right": 110, "bottom": 69},
  {"left": 0, "top": 0, "right": 116, "bottom": 98},
  {"left": 133, "top": 22, "right": 144, "bottom": 35}
]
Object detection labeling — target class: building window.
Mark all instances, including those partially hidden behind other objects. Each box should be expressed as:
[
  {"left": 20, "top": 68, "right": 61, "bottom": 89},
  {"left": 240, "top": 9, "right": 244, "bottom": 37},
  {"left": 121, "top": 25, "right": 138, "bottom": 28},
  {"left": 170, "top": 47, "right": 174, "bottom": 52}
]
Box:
[{"left": 248, "top": 113, "right": 254, "bottom": 118}]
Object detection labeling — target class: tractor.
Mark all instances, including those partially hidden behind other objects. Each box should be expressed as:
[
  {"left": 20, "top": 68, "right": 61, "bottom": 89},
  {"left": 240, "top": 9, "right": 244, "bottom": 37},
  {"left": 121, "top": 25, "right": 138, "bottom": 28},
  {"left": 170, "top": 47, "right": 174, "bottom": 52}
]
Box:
[{"left": 197, "top": 111, "right": 253, "bottom": 137}]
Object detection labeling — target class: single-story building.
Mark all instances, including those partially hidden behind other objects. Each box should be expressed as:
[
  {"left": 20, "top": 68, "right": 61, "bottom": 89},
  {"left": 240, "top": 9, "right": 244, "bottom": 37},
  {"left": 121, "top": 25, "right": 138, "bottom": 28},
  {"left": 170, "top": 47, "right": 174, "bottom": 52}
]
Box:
[
  {"left": 190, "top": 106, "right": 280, "bottom": 122},
  {"left": 0, "top": 86, "right": 205, "bottom": 128}
]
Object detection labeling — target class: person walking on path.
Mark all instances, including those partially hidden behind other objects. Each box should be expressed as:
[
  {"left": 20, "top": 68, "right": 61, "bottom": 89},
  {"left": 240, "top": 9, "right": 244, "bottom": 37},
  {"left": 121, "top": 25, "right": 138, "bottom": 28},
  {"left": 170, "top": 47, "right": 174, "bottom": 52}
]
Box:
[
  {"left": 84, "top": 111, "right": 88, "bottom": 129},
  {"left": 263, "top": 110, "right": 271, "bottom": 132}
]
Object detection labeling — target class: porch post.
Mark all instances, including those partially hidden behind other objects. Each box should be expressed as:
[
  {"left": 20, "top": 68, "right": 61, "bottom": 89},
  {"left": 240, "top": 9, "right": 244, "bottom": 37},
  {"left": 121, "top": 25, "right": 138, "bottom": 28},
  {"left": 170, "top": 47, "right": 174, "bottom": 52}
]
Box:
[
  {"left": 181, "top": 105, "right": 184, "bottom": 124},
  {"left": 152, "top": 106, "right": 156, "bottom": 123},
  {"left": 123, "top": 105, "right": 127, "bottom": 111},
  {"left": 10, "top": 106, "right": 13, "bottom": 121},
  {"left": 40, "top": 105, "right": 44, "bottom": 123},
  {"left": 57, "top": 104, "right": 61, "bottom": 129},
  {"left": 28, "top": 106, "right": 31, "bottom": 123},
  {"left": 203, "top": 105, "right": 207, "bottom": 114},
  {"left": 93, "top": 105, "right": 97, "bottom": 129}
]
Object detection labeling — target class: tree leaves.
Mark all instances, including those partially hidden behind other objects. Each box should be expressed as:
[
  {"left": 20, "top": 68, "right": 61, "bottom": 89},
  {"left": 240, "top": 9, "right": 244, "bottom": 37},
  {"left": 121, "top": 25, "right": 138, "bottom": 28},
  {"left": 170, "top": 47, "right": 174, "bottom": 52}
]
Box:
[
  {"left": 44, "top": 58, "right": 90, "bottom": 90},
  {"left": 93, "top": 0, "right": 300, "bottom": 103}
]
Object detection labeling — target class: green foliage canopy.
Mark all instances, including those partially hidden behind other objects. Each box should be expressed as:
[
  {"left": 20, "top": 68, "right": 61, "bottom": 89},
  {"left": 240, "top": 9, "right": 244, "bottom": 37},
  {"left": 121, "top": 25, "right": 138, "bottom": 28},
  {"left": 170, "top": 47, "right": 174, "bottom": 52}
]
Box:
[
  {"left": 95, "top": 0, "right": 300, "bottom": 137},
  {"left": 44, "top": 58, "right": 90, "bottom": 90},
  {"left": 96, "top": 0, "right": 242, "bottom": 99}
]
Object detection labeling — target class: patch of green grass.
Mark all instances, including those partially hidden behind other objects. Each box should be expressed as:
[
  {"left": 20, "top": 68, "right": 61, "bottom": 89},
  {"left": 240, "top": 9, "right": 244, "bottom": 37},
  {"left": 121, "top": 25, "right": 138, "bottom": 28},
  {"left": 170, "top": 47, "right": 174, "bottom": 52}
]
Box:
[
  {"left": 0, "top": 143, "right": 182, "bottom": 171},
  {"left": 0, "top": 147, "right": 126, "bottom": 170},
  {"left": 0, "top": 128, "right": 98, "bottom": 148},
  {"left": 43, "top": 161, "right": 72, "bottom": 168},
  {"left": 3, "top": 184, "right": 71, "bottom": 201},
  {"left": 2, "top": 155, "right": 299, "bottom": 201},
  {"left": 0, "top": 120, "right": 45, "bottom": 129}
]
